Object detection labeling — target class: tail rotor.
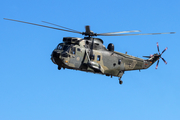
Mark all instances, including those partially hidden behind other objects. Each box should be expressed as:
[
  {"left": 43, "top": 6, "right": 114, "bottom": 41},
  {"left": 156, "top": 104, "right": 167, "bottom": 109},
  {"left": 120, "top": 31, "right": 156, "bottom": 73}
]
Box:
[
  {"left": 155, "top": 42, "right": 168, "bottom": 69},
  {"left": 143, "top": 42, "right": 168, "bottom": 69}
]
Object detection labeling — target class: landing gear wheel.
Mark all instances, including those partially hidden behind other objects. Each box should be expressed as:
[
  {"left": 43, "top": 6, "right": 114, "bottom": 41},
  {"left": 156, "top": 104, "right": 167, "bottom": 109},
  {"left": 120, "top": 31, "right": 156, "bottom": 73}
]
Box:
[
  {"left": 119, "top": 77, "right": 123, "bottom": 85},
  {"left": 119, "top": 80, "right": 123, "bottom": 84},
  {"left": 58, "top": 66, "right": 61, "bottom": 70}
]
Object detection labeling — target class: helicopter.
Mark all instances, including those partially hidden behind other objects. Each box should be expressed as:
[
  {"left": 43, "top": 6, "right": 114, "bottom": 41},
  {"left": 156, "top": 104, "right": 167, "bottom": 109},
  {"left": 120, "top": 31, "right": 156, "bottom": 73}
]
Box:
[{"left": 4, "top": 18, "right": 175, "bottom": 84}]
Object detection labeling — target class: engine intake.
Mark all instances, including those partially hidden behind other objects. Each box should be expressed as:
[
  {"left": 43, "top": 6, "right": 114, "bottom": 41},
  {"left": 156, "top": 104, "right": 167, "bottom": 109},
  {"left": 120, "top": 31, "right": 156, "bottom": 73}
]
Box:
[{"left": 107, "top": 43, "right": 114, "bottom": 52}]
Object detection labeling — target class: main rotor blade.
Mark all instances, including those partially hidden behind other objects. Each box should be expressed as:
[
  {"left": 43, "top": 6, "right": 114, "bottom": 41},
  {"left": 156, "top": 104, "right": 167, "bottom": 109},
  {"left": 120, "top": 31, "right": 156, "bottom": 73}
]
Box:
[
  {"left": 4, "top": 18, "right": 82, "bottom": 34},
  {"left": 96, "top": 32, "right": 175, "bottom": 36},
  {"left": 97, "top": 30, "right": 141, "bottom": 35},
  {"left": 42, "top": 21, "right": 80, "bottom": 33}
]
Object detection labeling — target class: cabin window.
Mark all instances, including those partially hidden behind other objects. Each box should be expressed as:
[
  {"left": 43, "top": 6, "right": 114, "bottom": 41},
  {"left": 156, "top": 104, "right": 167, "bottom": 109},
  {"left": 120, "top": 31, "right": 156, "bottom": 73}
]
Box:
[
  {"left": 77, "top": 48, "right": 81, "bottom": 52},
  {"left": 118, "top": 59, "right": 121, "bottom": 65},
  {"left": 97, "top": 55, "right": 101, "bottom": 61},
  {"left": 71, "top": 47, "right": 76, "bottom": 54}
]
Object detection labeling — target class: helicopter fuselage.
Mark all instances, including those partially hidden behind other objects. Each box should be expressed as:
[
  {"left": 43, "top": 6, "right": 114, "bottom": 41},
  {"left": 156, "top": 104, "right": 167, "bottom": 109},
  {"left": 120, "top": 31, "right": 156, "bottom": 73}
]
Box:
[{"left": 51, "top": 37, "right": 158, "bottom": 79}]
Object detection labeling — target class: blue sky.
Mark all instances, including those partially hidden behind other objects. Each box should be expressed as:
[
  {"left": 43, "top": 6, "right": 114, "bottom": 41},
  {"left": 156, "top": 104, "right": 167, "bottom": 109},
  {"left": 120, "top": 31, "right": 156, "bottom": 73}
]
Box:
[{"left": 0, "top": 0, "right": 179, "bottom": 120}]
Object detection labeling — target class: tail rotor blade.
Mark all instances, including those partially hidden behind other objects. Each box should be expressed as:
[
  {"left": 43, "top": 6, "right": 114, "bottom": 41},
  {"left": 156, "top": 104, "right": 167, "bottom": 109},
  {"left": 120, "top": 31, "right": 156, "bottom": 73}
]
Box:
[
  {"left": 155, "top": 60, "right": 159, "bottom": 69},
  {"left": 161, "top": 47, "right": 168, "bottom": 55},
  {"left": 161, "top": 57, "right": 167, "bottom": 64},
  {"left": 143, "top": 56, "right": 151, "bottom": 58}
]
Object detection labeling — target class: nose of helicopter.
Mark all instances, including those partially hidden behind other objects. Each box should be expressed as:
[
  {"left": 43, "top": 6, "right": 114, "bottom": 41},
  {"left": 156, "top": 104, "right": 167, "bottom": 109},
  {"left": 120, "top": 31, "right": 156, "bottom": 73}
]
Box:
[
  {"left": 51, "top": 50, "right": 61, "bottom": 64},
  {"left": 52, "top": 51, "right": 61, "bottom": 58}
]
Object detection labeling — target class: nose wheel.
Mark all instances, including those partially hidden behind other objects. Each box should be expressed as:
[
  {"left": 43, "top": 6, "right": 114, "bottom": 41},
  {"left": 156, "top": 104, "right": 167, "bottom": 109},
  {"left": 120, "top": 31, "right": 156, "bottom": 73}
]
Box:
[{"left": 119, "top": 80, "right": 123, "bottom": 84}]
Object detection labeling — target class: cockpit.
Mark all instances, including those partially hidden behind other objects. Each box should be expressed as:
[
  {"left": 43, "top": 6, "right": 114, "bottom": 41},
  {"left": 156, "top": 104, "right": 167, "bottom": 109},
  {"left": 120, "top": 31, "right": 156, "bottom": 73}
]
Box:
[
  {"left": 55, "top": 43, "right": 77, "bottom": 58},
  {"left": 56, "top": 43, "right": 70, "bottom": 51}
]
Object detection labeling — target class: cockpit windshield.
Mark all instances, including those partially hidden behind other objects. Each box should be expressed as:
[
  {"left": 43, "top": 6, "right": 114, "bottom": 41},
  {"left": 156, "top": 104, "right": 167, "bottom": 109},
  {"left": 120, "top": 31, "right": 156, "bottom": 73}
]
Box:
[
  {"left": 56, "top": 44, "right": 63, "bottom": 50},
  {"left": 56, "top": 44, "right": 71, "bottom": 52}
]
